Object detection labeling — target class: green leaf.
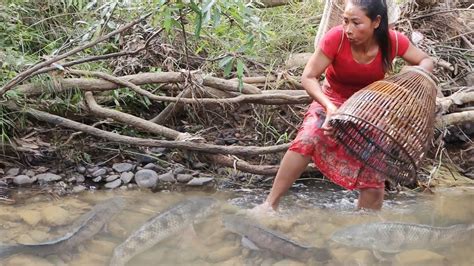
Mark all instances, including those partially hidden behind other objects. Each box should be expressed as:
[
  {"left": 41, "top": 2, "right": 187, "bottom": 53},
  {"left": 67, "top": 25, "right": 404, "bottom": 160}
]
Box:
[
  {"left": 218, "top": 55, "right": 233, "bottom": 68},
  {"left": 223, "top": 58, "right": 234, "bottom": 77}
]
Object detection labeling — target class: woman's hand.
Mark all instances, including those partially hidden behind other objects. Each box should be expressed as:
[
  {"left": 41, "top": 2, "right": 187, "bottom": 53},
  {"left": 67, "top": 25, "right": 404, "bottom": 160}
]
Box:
[{"left": 321, "top": 104, "right": 338, "bottom": 137}]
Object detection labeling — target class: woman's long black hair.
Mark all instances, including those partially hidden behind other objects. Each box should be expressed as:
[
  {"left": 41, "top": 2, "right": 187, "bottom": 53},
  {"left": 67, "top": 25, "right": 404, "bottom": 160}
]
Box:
[{"left": 349, "top": 0, "right": 391, "bottom": 73}]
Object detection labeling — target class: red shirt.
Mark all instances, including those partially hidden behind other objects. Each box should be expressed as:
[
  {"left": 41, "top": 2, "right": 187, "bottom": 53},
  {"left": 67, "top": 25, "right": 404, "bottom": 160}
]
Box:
[{"left": 319, "top": 25, "right": 410, "bottom": 103}]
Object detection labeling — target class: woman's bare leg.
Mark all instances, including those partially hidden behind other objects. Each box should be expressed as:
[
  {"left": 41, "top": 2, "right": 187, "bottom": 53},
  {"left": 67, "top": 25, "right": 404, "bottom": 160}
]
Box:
[
  {"left": 265, "top": 150, "right": 312, "bottom": 210},
  {"left": 357, "top": 188, "right": 384, "bottom": 210}
]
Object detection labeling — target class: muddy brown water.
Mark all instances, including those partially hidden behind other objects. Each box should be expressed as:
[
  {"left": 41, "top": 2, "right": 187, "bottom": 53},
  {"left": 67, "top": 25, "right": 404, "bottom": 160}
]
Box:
[{"left": 0, "top": 182, "right": 473, "bottom": 266}]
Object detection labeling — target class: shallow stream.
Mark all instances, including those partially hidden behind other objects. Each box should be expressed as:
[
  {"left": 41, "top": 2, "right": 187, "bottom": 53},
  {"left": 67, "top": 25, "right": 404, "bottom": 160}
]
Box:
[{"left": 1, "top": 182, "right": 473, "bottom": 266}]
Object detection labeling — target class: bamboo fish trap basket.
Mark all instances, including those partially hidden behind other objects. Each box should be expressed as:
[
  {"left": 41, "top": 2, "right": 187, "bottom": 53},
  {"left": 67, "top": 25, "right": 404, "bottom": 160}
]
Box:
[{"left": 328, "top": 67, "right": 438, "bottom": 184}]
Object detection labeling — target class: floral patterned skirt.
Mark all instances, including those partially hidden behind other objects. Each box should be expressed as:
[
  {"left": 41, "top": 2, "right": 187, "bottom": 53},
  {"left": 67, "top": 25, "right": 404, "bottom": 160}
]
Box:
[{"left": 289, "top": 101, "right": 385, "bottom": 190}]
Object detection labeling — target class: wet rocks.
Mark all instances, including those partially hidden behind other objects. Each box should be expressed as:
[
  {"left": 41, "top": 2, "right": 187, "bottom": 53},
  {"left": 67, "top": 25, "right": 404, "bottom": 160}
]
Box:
[
  {"left": 177, "top": 174, "right": 193, "bottom": 183},
  {"left": 187, "top": 177, "right": 214, "bottom": 186},
  {"left": 394, "top": 250, "right": 447, "bottom": 266},
  {"left": 3, "top": 159, "right": 216, "bottom": 195},
  {"left": 135, "top": 169, "right": 159, "bottom": 188},
  {"left": 18, "top": 209, "right": 42, "bottom": 226},
  {"left": 105, "top": 179, "right": 122, "bottom": 189},
  {"left": 41, "top": 206, "right": 70, "bottom": 226},
  {"left": 13, "top": 175, "right": 37, "bottom": 185},
  {"left": 91, "top": 168, "right": 107, "bottom": 177},
  {"left": 6, "top": 168, "right": 20, "bottom": 176},
  {"left": 120, "top": 172, "right": 134, "bottom": 184},
  {"left": 112, "top": 163, "right": 134, "bottom": 173},
  {"left": 158, "top": 171, "right": 176, "bottom": 183}
]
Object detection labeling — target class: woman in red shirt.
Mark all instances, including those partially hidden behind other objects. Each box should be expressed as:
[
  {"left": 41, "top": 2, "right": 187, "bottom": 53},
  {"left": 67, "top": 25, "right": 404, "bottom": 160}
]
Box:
[{"left": 259, "top": 0, "right": 433, "bottom": 211}]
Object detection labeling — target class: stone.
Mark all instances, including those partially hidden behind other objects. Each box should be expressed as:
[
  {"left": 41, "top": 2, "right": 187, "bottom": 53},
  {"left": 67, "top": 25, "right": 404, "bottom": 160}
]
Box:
[
  {"left": 186, "top": 177, "right": 214, "bottom": 186},
  {"left": 207, "top": 245, "right": 240, "bottom": 263},
  {"left": 177, "top": 174, "right": 193, "bottom": 183},
  {"left": 158, "top": 171, "right": 176, "bottom": 183},
  {"left": 18, "top": 209, "right": 41, "bottom": 226},
  {"left": 85, "top": 239, "right": 116, "bottom": 255},
  {"left": 41, "top": 206, "right": 70, "bottom": 226},
  {"left": 343, "top": 250, "right": 375, "bottom": 266},
  {"left": 23, "top": 170, "right": 36, "bottom": 177},
  {"left": 13, "top": 175, "right": 37, "bottom": 185},
  {"left": 106, "top": 175, "right": 120, "bottom": 182},
  {"left": 6, "top": 168, "right": 20, "bottom": 176},
  {"left": 91, "top": 168, "right": 107, "bottom": 177},
  {"left": 105, "top": 179, "right": 122, "bottom": 189},
  {"left": 35, "top": 166, "right": 49, "bottom": 173},
  {"left": 71, "top": 173, "right": 85, "bottom": 183},
  {"left": 120, "top": 172, "right": 134, "bottom": 184},
  {"left": 143, "top": 163, "right": 157, "bottom": 170},
  {"left": 72, "top": 185, "right": 87, "bottom": 193},
  {"left": 394, "top": 249, "right": 447, "bottom": 266},
  {"left": 92, "top": 176, "right": 102, "bottom": 182},
  {"left": 35, "top": 173, "right": 62, "bottom": 182},
  {"left": 112, "top": 163, "right": 134, "bottom": 173},
  {"left": 76, "top": 165, "right": 86, "bottom": 174},
  {"left": 87, "top": 166, "right": 99, "bottom": 174},
  {"left": 173, "top": 166, "right": 186, "bottom": 175},
  {"left": 134, "top": 169, "right": 159, "bottom": 188},
  {"left": 29, "top": 230, "right": 50, "bottom": 242}
]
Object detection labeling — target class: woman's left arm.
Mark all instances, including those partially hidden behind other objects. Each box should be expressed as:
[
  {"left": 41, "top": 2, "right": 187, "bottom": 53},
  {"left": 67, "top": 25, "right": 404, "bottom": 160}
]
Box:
[{"left": 401, "top": 43, "right": 434, "bottom": 73}]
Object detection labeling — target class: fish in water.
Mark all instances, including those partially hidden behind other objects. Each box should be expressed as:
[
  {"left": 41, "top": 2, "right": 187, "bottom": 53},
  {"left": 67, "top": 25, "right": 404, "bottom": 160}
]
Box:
[
  {"left": 109, "top": 197, "right": 219, "bottom": 266},
  {"left": 331, "top": 222, "right": 474, "bottom": 253},
  {"left": 222, "top": 215, "right": 332, "bottom": 262},
  {"left": 0, "top": 197, "right": 126, "bottom": 258}
]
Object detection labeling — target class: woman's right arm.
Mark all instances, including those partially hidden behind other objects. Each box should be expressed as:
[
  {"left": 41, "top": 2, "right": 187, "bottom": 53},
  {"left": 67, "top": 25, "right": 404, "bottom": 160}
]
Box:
[{"left": 301, "top": 50, "right": 337, "bottom": 133}]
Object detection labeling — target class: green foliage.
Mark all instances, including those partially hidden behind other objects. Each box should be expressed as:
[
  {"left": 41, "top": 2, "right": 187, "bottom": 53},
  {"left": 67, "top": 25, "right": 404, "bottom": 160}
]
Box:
[{"left": 0, "top": 0, "right": 318, "bottom": 141}]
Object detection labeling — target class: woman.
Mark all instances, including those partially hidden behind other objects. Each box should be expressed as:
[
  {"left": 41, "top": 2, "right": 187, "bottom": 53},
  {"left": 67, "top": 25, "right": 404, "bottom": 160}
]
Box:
[{"left": 258, "top": 0, "right": 433, "bottom": 212}]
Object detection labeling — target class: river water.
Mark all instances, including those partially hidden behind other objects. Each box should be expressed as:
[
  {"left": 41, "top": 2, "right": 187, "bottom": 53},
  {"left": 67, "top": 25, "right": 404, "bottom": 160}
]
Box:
[{"left": 1, "top": 182, "right": 473, "bottom": 266}]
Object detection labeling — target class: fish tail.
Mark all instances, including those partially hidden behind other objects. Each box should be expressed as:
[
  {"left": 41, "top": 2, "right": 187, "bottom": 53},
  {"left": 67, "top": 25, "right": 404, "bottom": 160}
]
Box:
[{"left": 0, "top": 245, "right": 19, "bottom": 258}]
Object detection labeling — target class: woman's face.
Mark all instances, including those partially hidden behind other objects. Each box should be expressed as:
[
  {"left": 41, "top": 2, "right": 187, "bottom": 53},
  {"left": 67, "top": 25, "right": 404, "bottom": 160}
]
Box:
[{"left": 343, "top": 1, "right": 381, "bottom": 45}]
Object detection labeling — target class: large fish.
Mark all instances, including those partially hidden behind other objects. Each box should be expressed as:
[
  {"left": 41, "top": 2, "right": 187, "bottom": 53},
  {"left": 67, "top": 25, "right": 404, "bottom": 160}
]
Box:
[
  {"left": 222, "top": 215, "right": 332, "bottom": 262},
  {"left": 331, "top": 222, "right": 474, "bottom": 253},
  {"left": 0, "top": 197, "right": 125, "bottom": 257},
  {"left": 109, "top": 197, "right": 219, "bottom": 266}
]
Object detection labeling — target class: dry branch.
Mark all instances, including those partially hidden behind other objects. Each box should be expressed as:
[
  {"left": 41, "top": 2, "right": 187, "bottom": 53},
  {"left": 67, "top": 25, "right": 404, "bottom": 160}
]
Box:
[
  {"left": 2, "top": 102, "right": 289, "bottom": 156},
  {"left": 436, "top": 90, "right": 474, "bottom": 114},
  {"left": 436, "top": 111, "right": 474, "bottom": 128},
  {"left": 85, "top": 92, "right": 183, "bottom": 140},
  {"left": 16, "top": 72, "right": 261, "bottom": 96}
]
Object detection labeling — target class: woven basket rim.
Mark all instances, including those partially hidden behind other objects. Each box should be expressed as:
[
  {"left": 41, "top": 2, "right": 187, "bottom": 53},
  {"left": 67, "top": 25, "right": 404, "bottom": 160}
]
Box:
[{"left": 400, "top": 66, "right": 438, "bottom": 88}]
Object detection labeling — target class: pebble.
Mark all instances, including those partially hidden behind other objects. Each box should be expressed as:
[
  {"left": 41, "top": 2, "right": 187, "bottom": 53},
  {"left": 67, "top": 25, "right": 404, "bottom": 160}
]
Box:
[
  {"left": 135, "top": 169, "right": 159, "bottom": 188},
  {"left": 177, "top": 174, "right": 193, "bottom": 183},
  {"left": 76, "top": 165, "right": 86, "bottom": 174},
  {"left": 120, "top": 172, "right": 134, "bottom": 184},
  {"left": 112, "top": 163, "right": 133, "bottom": 173},
  {"left": 72, "top": 185, "right": 87, "bottom": 193},
  {"left": 13, "top": 175, "right": 37, "bottom": 185},
  {"left": 143, "top": 163, "right": 157, "bottom": 170},
  {"left": 173, "top": 166, "right": 186, "bottom": 175},
  {"left": 105, "top": 179, "right": 122, "bottom": 189},
  {"left": 23, "top": 170, "right": 36, "bottom": 177},
  {"left": 106, "top": 175, "right": 120, "bottom": 182},
  {"left": 18, "top": 209, "right": 41, "bottom": 226},
  {"left": 35, "top": 173, "right": 62, "bottom": 182},
  {"left": 158, "top": 171, "right": 176, "bottom": 183},
  {"left": 6, "top": 168, "right": 20, "bottom": 176},
  {"left": 93, "top": 176, "right": 102, "bottom": 183},
  {"left": 41, "top": 206, "right": 70, "bottom": 226},
  {"left": 187, "top": 177, "right": 214, "bottom": 186},
  {"left": 91, "top": 168, "right": 107, "bottom": 177}
]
